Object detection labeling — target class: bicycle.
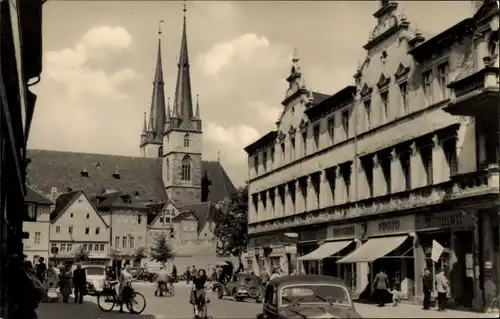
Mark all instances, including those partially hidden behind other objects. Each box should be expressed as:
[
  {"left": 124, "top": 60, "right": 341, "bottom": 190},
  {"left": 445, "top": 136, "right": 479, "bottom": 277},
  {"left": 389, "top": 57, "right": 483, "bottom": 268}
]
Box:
[
  {"left": 97, "top": 281, "right": 146, "bottom": 314},
  {"left": 154, "top": 280, "right": 175, "bottom": 297},
  {"left": 192, "top": 286, "right": 210, "bottom": 319}
]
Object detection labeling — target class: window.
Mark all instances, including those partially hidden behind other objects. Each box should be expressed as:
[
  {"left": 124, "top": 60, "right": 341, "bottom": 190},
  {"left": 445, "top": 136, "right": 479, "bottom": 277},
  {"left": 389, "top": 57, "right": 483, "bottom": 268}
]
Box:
[
  {"left": 166, "top": 159, "right": 170, "bottom": 180},
  {"left": 159, "top": 216, "right": 164, "bottom": 223},
  {"left": 69, "top": 226, "right": 73, "bottom": 234},
  {"left": 443, "top": 137, "right": 458, "bottom": 176},
  {"left": 86, "top": 213, "right": 89, "bottom": 219},
  {"left": 138, "top": 236, "right": 142, "bottom": 245},
  {"left": 88, "top": 244, "right": 93, "bottom": 251},
  {"left": 100, "top": 244, "right": 105, "bottom": 251},
  {"left": 313, "top": 125, "right": 320, "bottom": 150},
  {"left": 270, "top": 147, "right": 275, "bottom": 164},
  {"left": 67, "top": 244, "right": 72, "bottom": 252},
  {"left": 364, "top": 99, "right": 371, "bottom": 129},
  {"left": 181, "top": 156, "right": 191, "bottom": 181},
  {"left": 263, "top": 151, "right": 267, "bottom": 172},
  {"left": 437, "top": 62, "right": 449, "bottom": 100},
  {"left": 184, "top": 133, "right": 190, "bottom": 147},
  {"left": 327, "top": 117, "right": 335, "bottom": 144},
  {"left": 399, "top": 82, "right": 408, "bottom": 114},
  {"left": 362, "top": 158, "right": 374, "bottom": 197},
  {"left": 380, "top": 91, "right": 389, "bottom": 119},
  {"left": 56, "top": 226, "right": 60, "bottom": 233},
  {"left": 95, "top": 227, "right": 100, "bottom": 235},
  {"left": 301, "top": 131, "right": 307, "bottom": 156},
  {"left": 290, "top": 137, "right": 296, "bottom": 161},
  {"left": 115, "top": 236, "right": 120, "bottom": 247},
  {"left": 137, "top": 214, "right": 142, "bottom": 224},
  {"left": 83, "top": 244, "right": 87, "bottom": 251},
  {"left": 122, "top": 236, "right": 127, "bottom": 248},
  {"left": 420, "top": 145, "right": 433, "bottom": 185},
  {"left": 422, "top": 70, "right": 433, "bottom": 103},
  {"left": 94, "top": 244, "right": 99, "bottom": 251},
  {"left": 253, "top": 155, "right": 259, "bottom": 174},
  {"left": 70, "top": 213, "right": 73, "bottom": 218},
  {"left": 60, "top": 244, "right": 66, "bottom": 252},
  {"left": 85, "top": 227, "right": 90, "bottom": 235},
  {"left": 158, "top": 145, "right": 163, "bottom": 157},
  {"left": 381, "top": 155, "right": 392, "bottom": 194},
  {"left": 400, "top": 151, "right": 411, "bottom": 190},
  {"left": 26, "top": 204, "right": 35, "bottom": 219},
  {"left": 340, "top": 165, "right": 351, "bottom": 200},
  {"left": 280, "top": 142, "right": 285, "bottom": 163},
  {"left": 129, "top": 236, "right": 135, "bottom": 248},
  {"left": 34, "top": 232, "right": 41, "bottom": 244},
  {"left": 342, "top": 110, "right": 349, "bottom": 138},
  {"left": 51, "top": 243, "right": 57, "bottom": 250}
]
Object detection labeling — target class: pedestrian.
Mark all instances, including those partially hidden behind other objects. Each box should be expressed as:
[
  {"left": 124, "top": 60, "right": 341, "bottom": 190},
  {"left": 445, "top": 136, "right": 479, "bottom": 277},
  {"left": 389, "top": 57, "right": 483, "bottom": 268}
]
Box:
[
  {"left": 261, "top": 267, "right": 270, "bottom": 286},
  {"left": 422, "top": 268, "right": 433, "bottom": 310},
  {"left": 72, "top": 263, "right": 87, "bottom": 304},
  {"left": 156, "top": 265, "right": 169, "bottom": 296},
  {"left": 372, "top": 269, "right": 389, "bottom": 307},
  {"left": 10, "top": 254, "right": 43, "bottom": 319},
  {"left": 171, "top": 265, "right": 178, "bottom": 282},
  {"left": 186, "top": 266, "right": 191, "bottom": 284},
  {"left": 59, "top": 262, "right": 73, "bottom": 303},
  {"left": 435, "top": 267, "right": 449, "bottom": 311},
  {"left": 35, "top": 257, "right": 47, "bottom": 283},
  {"left": 191, "top": 265, "right": 197, "bottom": 283},
  {"left": 270, "top": 268, "right": 281, "bottom": 281},
  {"left": 389, "top": 284, "right": 401, "bottom": 307},
  {"left": 118, "top": 262, "right": 133, "bottom": 313},
  {"left": 190, "top": 269, "right": 208, "bottom": 318}
]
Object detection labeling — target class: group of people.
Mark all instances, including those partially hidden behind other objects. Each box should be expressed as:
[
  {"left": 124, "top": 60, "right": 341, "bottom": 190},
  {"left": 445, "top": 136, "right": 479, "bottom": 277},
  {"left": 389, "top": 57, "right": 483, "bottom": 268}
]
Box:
[{"left": 371, "top": 267, "right": 449, "bottom": 311}]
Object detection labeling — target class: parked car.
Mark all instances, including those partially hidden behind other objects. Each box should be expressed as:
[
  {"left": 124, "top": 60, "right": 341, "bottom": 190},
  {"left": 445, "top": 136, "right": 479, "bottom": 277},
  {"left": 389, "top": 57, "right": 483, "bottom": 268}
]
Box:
[
  {"left": 136, "top": 268, "right": 156, "bottom": 282},
  {"left": 257, "top": 275, "right": 361, "bottom": 319},
  {"left": 217, "top": 273, "right": 263, "bottom": 302},
  {"left": 128, "top": 267, "right": 141, "bottom": 279},
  {"left": 82, "top": 264, "right": 106, "bottom": 296}
]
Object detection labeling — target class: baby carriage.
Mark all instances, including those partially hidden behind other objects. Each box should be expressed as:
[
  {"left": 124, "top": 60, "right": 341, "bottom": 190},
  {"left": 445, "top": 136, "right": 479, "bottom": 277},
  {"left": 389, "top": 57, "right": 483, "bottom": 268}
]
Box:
[{"left": 44, "top": 269, "right": 60, "bottom": 302}]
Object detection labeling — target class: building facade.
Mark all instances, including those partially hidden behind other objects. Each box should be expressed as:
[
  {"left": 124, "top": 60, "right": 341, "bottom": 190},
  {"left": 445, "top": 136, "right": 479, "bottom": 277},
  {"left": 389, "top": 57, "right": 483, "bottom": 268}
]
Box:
[
  {"left": 245, "top": 0, "right": 499, "bottom": 312},
  {"left": 49, "top": 190, "right": 111, "bottom": 264},
  {"left": 23, "top": 187, "right": 53, "bottom": 264},
  {"left": 1, "top": 0, "right": 43, "bottom": 318}
]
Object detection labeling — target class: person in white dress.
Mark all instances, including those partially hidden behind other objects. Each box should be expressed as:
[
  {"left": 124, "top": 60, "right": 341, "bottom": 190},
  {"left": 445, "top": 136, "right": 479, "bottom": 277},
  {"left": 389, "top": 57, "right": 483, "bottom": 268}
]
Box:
[{"left": 117, "top": 263, "right": 133, "bottom": 312}]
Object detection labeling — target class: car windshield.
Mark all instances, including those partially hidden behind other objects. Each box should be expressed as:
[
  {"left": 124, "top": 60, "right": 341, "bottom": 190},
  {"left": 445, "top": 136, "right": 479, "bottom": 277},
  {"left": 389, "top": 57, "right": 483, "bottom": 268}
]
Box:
[
  {"left": 84, "top": 267, "right": 105, "bottom": 276},
  {"left": 239, "top": 276, "right": 256, "bottom": 284},
  {"left": 281, "top": 285, "right": 350, "bottom": 307}
]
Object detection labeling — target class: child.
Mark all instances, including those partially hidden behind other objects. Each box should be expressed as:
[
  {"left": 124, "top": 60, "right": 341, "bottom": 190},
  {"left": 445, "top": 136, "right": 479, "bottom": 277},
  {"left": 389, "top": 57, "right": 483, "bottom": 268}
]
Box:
[{"left": 389, "top": 284, "right": 401, "bottom": 307}]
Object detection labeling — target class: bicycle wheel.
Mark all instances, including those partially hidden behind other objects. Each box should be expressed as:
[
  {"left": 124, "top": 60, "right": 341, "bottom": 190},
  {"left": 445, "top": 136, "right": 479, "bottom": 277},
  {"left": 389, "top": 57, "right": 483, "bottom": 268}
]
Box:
[
  {"left": 97, "top": 293, "right": 117, "bottom": 312},
  {"left": 126, "top": 292, "right": 147, "bottom": 314}
]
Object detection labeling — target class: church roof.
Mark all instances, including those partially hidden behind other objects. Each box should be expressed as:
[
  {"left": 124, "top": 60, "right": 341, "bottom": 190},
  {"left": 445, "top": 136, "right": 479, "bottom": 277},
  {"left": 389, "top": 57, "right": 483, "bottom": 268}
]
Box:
[{"left": 26, "top": 149, "right": 236, "bottom": 204}]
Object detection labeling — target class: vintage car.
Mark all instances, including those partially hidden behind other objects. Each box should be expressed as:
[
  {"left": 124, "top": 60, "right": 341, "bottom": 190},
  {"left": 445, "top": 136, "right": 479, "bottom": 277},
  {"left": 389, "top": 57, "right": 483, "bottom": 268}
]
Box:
[
  {"left": 257, "top": 275, "right": 362, "bottom": 319},
  {"left": 82, "top": 264, "right": 106, "bottom": 296},
  {"left": 217, "top": 273, "right": 263, "bottom": 302}
]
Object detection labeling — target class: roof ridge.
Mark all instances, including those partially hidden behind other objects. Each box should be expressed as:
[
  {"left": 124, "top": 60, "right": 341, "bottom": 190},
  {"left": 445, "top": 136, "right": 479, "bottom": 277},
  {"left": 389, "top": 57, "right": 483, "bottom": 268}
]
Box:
[
  {"left": 28, "top": 149, "right": 155, "bottom": 160},
  {"left": 217, "top": 161, "right": 229, "bottom": 198}
]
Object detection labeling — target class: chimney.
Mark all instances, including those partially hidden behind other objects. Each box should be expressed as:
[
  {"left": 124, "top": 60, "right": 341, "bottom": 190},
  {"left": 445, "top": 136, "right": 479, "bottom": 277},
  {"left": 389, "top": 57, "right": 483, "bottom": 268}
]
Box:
[
  {"left": 112, "top": 166, "right": 121, "bottom": 179},
  {"left": 81, "top": 164, "right": 89, "bottom": 177},
  {"left": 50, "top": 187, "right": 58, "bottom": 203}
]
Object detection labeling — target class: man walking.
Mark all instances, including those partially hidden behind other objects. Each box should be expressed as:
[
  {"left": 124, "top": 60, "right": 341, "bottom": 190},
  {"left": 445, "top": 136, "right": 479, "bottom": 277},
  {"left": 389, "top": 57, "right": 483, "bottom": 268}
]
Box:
[
  {"left": 372, "top": 269, "right": 389, "bottom": 307},
  {"left": 35, "top": 257, "right": 47, "bottom": 283},
  {"left": 435, "top": 268, "right": 448, "bottom": 311},
  {"left": 422, "top": 268, "right": 433, "bottom": 310},
  {"left": 72, "top": 263, "right": 87, "bottom": 304}
]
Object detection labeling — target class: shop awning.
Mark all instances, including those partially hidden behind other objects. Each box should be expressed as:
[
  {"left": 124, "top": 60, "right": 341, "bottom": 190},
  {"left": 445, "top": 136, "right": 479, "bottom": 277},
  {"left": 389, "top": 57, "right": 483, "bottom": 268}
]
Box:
[
  {"left": 298, "top": 240, "right": 353, "bottom": 261},
  {"left": 337, "top": 236, "right": 408, "bottom": 264}
]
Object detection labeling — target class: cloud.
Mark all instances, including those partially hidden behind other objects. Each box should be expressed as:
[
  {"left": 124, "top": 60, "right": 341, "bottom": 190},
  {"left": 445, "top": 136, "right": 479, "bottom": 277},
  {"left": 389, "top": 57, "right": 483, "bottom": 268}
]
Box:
[
  {"left": 248, "top": 101, "right": 281, "bottom": 124},
  {"left": 196, "top": 33, "right": 287, "bottom": 76},
  {"left": 204, "top": 122, "right": 260, "bottom": 163}
]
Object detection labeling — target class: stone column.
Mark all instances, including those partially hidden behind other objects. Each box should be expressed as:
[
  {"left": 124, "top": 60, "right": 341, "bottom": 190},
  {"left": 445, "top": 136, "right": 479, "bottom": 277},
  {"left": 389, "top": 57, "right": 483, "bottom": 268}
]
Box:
[
  {"left": 481, "top": 211, "right": 497, "bottom": 311},
  {"left": 390, "top": 148, "right": 404, "bottom": 193},
  {"left": 355, "top": 240, "right": 369, "bottom": 296},
  {"left": 373, "top": 154, "right": 386, "bottom": 197},
  {"left": 295, "top": 179, "right": 304, "bottom": 214},
  {"left": 414, "top": 235, "right": 425, "bottom": 302},
  {"left": 410, "top": 142, "right": 426, "bottom": 189},
  {"left": 319, "top": 170, "right": 333, "bottom": 209},
  {"left": 433, "top": 135, "right": 451, "bottom": 183},
  {"left": 335, "top": 166, "right": 346, "bottom": 205}
]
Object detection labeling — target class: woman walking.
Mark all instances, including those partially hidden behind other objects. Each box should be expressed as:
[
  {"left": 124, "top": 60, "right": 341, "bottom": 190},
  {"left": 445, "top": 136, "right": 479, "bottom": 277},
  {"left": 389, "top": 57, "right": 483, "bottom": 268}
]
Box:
[{"left": 59, "top": 263, "right": 73, "bottom": 303}]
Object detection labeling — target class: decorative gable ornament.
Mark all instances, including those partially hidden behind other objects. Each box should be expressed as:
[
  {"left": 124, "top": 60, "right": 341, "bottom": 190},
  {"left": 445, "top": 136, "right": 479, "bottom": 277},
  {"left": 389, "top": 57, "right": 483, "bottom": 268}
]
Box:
[
  {"left": 288, "top": 126, "right": 296, "bottom": 137},
  {"left": 394, "top": 63, "right": 410, "bottom": 80},
  {"left": 278, "top": 131, "right": 286, "bottom": 142},
  {"left": 299, "top": 119, "right": 308, "bottom": 131},
  {"left": 376, "top": 73, "right": 391, "bottom": 89},
  {"left": 360, "top": 83, "right": 373, "bottom": 97}
]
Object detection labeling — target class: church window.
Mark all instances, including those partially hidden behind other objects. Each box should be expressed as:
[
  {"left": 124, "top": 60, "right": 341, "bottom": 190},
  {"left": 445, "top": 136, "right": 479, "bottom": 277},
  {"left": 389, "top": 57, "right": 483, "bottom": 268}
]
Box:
[
  {"left": 184, "top": 134, "right": 190, "bottom": 147},
  {"left": 166, "top": 159, "right": 170, "bottom": 180},
  {"left": 182, "top": 156, "right": 192, "bottom": 181},
  {"left": 158, "top": 146, "right": 163, "bottom": 157}
]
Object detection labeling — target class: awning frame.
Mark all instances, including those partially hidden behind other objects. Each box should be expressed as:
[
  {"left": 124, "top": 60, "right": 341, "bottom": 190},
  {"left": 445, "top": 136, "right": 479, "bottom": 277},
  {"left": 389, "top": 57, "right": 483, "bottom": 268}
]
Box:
[
  {"left": 298, "top": 240, "right": 353, "bottom": 261},
  {"left": 336, "top": 235, "right": 410, "bottom": 264}
]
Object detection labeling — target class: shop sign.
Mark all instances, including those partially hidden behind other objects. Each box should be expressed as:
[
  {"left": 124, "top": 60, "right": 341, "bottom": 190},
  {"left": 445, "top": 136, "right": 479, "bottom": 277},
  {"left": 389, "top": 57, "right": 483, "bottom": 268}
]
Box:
[
  {"left": 367, "top": 215, "right": 416, "bottom": 236},
  {"left": 415, "top": 211, "right": 474, "bottom": 230},
  {"left": 299, "top": 227, "right": 327, "bottom": 242},
  {"left": 327, "top": 223, "right": 363, "bottom": 239},
  {"left": 248, "top": 233, "right": 297, "bottom": 248}
]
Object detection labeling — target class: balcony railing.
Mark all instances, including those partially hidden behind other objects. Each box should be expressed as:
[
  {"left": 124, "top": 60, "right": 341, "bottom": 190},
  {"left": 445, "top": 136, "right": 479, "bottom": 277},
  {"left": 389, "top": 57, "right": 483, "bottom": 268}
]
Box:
[{"left": 450, "top": 164, "right": 499, "bottom": 200}]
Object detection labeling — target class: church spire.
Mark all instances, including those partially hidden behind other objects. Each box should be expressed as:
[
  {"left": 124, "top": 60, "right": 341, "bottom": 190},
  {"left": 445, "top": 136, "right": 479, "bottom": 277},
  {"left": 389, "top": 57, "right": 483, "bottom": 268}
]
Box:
[
  {"left": 194, "top": 94, "right": 200, "bottom": 118},
  {"left": 173, "top": 2, "right": 194, "bottom": 122},
  {"left": 142, "top": 112, "right": 147, "bottom": 134},
  {"left": 148, "top": 20, "right": 167, "bottom": 142},
  {"left": 166, "top": 97, "right": 172, "bottom": 123}
]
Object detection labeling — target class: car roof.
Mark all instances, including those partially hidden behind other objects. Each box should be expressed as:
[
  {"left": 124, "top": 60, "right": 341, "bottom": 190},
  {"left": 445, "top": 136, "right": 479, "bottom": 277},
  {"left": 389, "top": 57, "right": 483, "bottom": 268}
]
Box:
[
  {"left": 269, "top": 275, "right": 346, "bottom": 287},
  {"left": 81, "top": 264, "right": 105, "bottom": 268}
]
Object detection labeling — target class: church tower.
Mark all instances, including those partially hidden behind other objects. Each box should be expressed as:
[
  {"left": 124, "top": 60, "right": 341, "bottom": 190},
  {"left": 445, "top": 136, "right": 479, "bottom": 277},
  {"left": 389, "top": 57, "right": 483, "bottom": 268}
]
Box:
[
  {"left": 162, "top": 4, "right": 203, "bottom": 205},
  {"left": 140, "top": 21, "right": 167, "bottom": 158}
]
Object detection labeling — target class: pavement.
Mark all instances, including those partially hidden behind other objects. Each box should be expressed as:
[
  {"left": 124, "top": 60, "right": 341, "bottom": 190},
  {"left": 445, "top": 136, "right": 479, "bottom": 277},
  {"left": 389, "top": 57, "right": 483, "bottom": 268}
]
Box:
[{"left": 37, "top": 282, "right": 499, "bottom": 319}]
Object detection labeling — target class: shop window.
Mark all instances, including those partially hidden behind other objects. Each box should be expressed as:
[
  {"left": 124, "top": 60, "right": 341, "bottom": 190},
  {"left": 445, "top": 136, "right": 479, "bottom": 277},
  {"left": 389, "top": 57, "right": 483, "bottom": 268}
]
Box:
[
  {"left": 420, "top": 145, "right": 433, "bottom": 185},
  {"left": 399, "top": 151, "right": 411, "bottom": 190}
]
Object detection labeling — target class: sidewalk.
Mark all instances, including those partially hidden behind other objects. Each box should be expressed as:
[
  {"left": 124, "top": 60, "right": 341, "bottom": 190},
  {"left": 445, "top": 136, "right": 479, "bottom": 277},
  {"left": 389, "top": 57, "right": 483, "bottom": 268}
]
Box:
[
  {"left": 354, "top": 302, "right": 499, "bottom": 318},
  {"left": 37, "top": 300, "right": 156, "bottom": 319}
]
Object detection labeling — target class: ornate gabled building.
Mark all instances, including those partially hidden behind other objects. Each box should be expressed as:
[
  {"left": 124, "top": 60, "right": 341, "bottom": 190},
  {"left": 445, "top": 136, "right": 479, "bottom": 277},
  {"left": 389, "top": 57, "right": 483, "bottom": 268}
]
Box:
[
  {"left": 245, "top": 0, "right": 499, "bottom": 312},
  {"left": 26, "top": 5, "right": 236, "bottom": 267}
]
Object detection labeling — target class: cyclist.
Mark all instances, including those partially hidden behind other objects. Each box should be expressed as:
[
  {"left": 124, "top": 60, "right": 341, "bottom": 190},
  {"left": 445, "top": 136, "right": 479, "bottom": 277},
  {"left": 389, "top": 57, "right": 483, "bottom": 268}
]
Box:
[
  {"left": 190, "top": 269, "right": 208, "bottom": 318},
  {"left": 117, "top": 262, "right": 133, "bottom": 313},
  {"left": 155, "top": 266, "right": 170, "bottom": 296}
]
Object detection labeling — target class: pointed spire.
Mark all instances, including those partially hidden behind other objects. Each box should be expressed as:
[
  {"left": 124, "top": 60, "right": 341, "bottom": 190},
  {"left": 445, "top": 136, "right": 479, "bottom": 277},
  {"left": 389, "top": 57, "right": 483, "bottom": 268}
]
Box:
[
  {"left": 148, "top": 20, "right": 167, "bottom": 141},
  {"left": 141, "top": 112, "right": 147, "bottom": 135},
  {"left": 195, "top": 94, "right": 200, "bottom": 118},
  {"left": 173, "top": 1, "right": 194, "bottom": 121},
  {"left": 147, "top": 114, "right": 154, "bottom": 132},
  {"left": 165, "top": 97, "right": 171, "bottom": 123}
]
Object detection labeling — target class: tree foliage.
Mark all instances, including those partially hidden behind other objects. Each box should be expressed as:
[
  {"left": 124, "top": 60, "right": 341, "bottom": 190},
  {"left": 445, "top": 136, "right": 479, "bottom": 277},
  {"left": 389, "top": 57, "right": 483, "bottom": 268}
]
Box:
[
  {"left": 214, "top": 185, "right": 248, "bottom": 258},
  {"left": 150, "top": 232, "right": 175, "bottom": 266},
  {"left": 109, "top": 248, "right": 122, "bottom": 260},
  {"left": 133, "top": 246, "right": 147, "bottom": 261},
  {"left": 73, "top": 245, "right": 90, "bottom": 262}
]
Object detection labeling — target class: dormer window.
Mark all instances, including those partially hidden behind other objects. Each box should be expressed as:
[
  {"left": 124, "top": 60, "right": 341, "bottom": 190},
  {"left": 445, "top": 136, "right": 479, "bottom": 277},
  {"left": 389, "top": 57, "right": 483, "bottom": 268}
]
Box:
[
  {"left": 376, "top": 73, "right": 391, "bottom": 90},
  {"left": 184, "top": 133, "right": 190, "bottom": 147},
  {"left": 360, "top": 84, "right": 373, "bottom": 98},
  {"left": 395, "top": 63, "right": 410, "bottom": 82}
]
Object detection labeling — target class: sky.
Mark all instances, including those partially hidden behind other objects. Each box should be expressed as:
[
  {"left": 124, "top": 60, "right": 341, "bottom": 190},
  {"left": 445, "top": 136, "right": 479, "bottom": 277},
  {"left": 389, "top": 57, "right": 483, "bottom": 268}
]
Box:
[{"left": 29, "top": 0, "right": 474, "bottom": 187}]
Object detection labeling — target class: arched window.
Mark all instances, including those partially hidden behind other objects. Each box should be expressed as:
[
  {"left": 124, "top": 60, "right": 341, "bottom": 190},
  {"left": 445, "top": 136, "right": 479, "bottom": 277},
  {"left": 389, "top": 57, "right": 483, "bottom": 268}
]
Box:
[
  {"left": 181, "top": 156, "right": 191, "bottom": 181},
  {"left": 158, "top": 146, "right": 163, "bottom": 157},
  {"left": 184, "top": 133, "right": 190, "bottom": 147},
  {"left": 166, "top": 159, "right": 170, "bottom": 180}
]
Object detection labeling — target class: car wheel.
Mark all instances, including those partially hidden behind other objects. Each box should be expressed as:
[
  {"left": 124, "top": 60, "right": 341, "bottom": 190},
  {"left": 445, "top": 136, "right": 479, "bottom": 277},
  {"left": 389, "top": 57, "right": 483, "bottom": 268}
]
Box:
[{"left": 248, "top": 287, "right": 259, "bottom": 299}]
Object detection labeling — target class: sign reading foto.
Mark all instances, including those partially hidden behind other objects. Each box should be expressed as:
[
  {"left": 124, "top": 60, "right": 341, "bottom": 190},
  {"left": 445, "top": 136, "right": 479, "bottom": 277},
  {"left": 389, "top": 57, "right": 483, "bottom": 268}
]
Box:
[
  {"left": 366, "top": 215, "right": 416, "bottom": 237},
  {"left": 327, "top": 223, "right": 363, "bottom": 240}
]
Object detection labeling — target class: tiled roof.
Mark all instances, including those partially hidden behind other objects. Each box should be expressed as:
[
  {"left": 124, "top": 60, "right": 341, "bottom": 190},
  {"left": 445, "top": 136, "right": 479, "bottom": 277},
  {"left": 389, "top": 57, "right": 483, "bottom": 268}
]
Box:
[
  {"left": 179, "top": 202, "right": 215, "bottom": 233},
  {"left": 311, "top": 92, "right": 331, "bottom": 105},
  {"left": 50, "top": 190, "right": 80, "bottom": 220},
  {"left": 172, "top": 211, "right": 197, "bottom": 221},
  {"left": 26, "top": 150, "right": 236, "bottom": 205},
  {"left": 25, "top": 185, "right": 53, "bottom": 205}
]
